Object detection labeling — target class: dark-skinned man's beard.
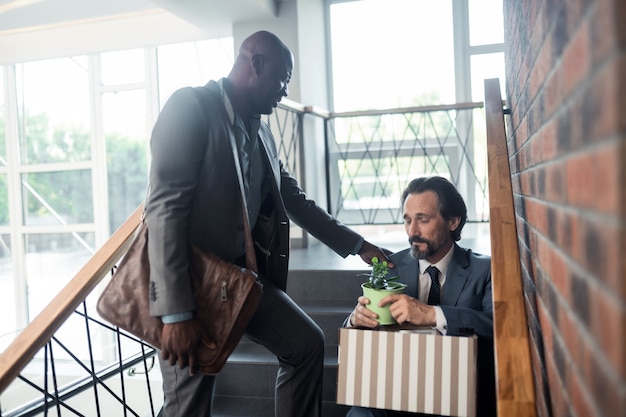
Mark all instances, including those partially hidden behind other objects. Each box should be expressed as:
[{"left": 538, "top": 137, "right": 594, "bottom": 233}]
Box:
[{"left": 409, "top": 234, "right": 447, "bottom": 260}]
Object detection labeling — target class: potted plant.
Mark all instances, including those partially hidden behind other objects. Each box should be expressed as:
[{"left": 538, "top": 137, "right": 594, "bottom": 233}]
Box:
[{"left": 360, "top": 257, "right": 407, "bottom": 325}]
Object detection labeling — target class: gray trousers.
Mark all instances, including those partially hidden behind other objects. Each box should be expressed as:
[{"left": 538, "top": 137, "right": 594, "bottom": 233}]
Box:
[{"left": 158, "top": 276, "right": 325, "bottom": 417}]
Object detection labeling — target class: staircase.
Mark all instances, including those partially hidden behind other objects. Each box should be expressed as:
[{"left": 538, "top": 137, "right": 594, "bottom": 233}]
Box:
[{"left": 212, "top": 244, "right": 372, "bottom": 417}]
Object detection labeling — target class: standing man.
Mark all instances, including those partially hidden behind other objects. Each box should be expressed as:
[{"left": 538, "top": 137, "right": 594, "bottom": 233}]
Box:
[
  {"left": 145, "top": 31, "right": 391, "bottom": 417},
  {"left": 346, "top": 176, "right": 496, "bottom": 417}
]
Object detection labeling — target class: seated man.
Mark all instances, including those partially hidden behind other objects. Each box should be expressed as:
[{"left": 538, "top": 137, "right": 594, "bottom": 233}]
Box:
[{"left": 346, "top": 176, "right": 496, "bottom": 417}]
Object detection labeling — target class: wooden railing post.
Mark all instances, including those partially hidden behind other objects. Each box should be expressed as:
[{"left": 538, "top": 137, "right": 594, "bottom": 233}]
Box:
[{"left": 484, "top": 78, "right": 537, "bottom": 416}]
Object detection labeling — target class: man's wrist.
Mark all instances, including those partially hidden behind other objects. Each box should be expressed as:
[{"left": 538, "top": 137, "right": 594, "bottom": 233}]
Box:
[{"left": 161, "top": 311, "right": 193, "bottom": 324}]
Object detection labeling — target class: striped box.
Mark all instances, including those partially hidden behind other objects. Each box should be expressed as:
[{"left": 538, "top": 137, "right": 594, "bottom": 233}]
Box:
[{"left": 337, "top": 328, "right": 477, "bottom": 417}]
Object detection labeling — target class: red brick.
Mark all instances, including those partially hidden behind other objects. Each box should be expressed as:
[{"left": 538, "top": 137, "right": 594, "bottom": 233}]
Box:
[
  {"left": 590, "top": 286, "right": 625, "bottom": 378},
  {"left": 582, "top": 63, "right": 620, "bottom": 143},
  {"left": 618, "top": 0, "right": 626, "bottom": 48},
  {"left": 547, "top": 250, "right": 571, "bottom": 303},
  {"left": 568, "top": 94, "right": 584, "bottom": 151},
  {"left": 567, "top": 212, "right": 584, "bottom": 265},
  {"left": 569, "top": 366, "right": 599, "bottom": 417},
  {"left": 526, "top": 198, "right": 548, "bottom": 237},
  {"left": 530, "top": 2, "right": 546, "bottom": 57},
  {"left": 562, "top": 20, "right": 590, "bottom": 100},
  {"left": 545, "top": 347, "right": 569, "bottom": 417},
  {"left": 540, "top": 119, "right": 557, "bottom": 160},
  {"left": 566, "top": 153, "right": 595, "bottom": 208},
  {"left": 545, "top": 162, "right": 567, "bottom": 204},
  {"left": 589, "top": 146, "right": 620, "bottom": 214},
  {"left": 559, "top": 304, "right": 582, "bottom": 366},
  {"left": 530, "top": 134, "right": 543, "bottom": 166},
  {"left": 590, "top": 0, "right": 619, "bottom": 69},
  {"left": 543, "top": 66, "right": 563, "bottom": 119},
  {"left": 586, "top": 348, "right": 622, "bottom": 417},
  {"left": 529, "top": 36, "right": 552, "bottom": 100},
  {"left": 620, "top": 56, "right": 626, "bottom": 133},
  {"left": 519, "top": 170, "right": 531, "bottom": 195},
  {"left": 580, "top": 218, "right": 621, "bottom": 294}
]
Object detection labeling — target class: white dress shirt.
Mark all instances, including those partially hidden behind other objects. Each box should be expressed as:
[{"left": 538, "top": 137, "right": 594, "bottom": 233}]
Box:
[{"left": 418, "top": 244, "right": 455, "bottom": 334}]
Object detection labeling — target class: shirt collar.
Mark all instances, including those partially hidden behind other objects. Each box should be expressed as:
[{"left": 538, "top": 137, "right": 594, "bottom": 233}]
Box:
[
  {"left": 217, "top": 78, "right": 262, "bottom": 135},
  {"left": 419, "top": 243, "right": 455, "bottom": 275},
  {"left": 217, "top": 78, "right": 236, "bottom": 126}
]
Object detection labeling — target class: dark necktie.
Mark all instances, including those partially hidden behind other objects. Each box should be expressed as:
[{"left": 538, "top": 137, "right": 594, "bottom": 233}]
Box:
[{"left": 426, "top": 265, "right": 440, "bottom": 305}]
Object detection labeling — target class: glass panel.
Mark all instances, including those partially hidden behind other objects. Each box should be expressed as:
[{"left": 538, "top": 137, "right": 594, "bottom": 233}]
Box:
[
  {"left": 330, "top": 0, "right": 455, "bottom": 111},
  {"left": 24, "top": 232, "right": 94, "bottom": 320},
  {"left": 468, "top": 0, "right": 504, "bottom": 45},
  {"left": 0, "top": 69, "right": 5, "bottom": 167},
  {"left": 157, "top": 37, "right": 234, "bottom": 106},
  {"left": 101, "top": 48, "right": 145, "bottom": 86},
  {"left": 470, "top": 52, "right": 506, "bottom": 102},
  {"left": 102, "top": 90, "right": 149, "bottom": 232},
  {"left": 22, "top": 170, "right": 94, "bottom": 225},
  {"left": 0, "top": 234, "right": 14, "bottom": 341},
  {"left": 0, "top": 174, "right": 7, "bottom": 225},
  {"left": 15, "top": 57, "right": 91, "bottom": 165},
  {"left": 339, "top": 155, "right": 452, "bottom": 212}
]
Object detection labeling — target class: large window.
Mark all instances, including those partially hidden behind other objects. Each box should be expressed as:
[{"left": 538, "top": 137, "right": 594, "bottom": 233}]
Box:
[
  {"left": 0, "top": 38, "right": 234, "bottom": 342},
  {"left": 330, "top": 0, "right": 456, "bottom": 111},
  {"left": 329, "top": 0, "right": 505, "bottom": 109}
]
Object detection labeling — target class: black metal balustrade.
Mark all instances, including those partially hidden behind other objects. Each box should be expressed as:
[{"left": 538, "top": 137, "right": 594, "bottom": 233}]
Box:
[{"left": 324, "top": 103, "right": 488, "bottom": 225}]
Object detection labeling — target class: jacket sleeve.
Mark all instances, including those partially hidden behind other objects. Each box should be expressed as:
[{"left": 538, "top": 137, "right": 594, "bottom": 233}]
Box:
[
  {"left": 145, "top": 87, "right": 208, "bottom": 317},
  {"left": 439, "top": 258, "right": 493, "bottom": 339},
  {"left": 279, "top": 160, "right": 363, "bottom": 258}
]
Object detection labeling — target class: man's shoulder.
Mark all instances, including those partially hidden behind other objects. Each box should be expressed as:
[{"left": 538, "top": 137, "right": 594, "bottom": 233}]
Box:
[
  {"left": 453, "top": 244, "right": 491, "bottom": 273},
  {"left": 389, "top": 248, "right": 413, "bottom": 266}
]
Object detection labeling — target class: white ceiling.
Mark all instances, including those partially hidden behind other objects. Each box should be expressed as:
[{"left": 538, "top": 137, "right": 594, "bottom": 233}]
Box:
[{"left": 0, "top": 0, "right": 282, "bottom": 35}]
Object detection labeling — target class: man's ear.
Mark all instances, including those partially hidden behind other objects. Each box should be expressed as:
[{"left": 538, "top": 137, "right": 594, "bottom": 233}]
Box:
[
  {"left": 448, "top": 216, "right": 461, "bottom": 232},
  {"left": 251, "top": 54, "right": 264, "bottom": 76}
]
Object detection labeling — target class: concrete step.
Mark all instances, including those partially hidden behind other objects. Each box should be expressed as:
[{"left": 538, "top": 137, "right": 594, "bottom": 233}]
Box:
[
  {"left": 212, "top": 395, "right": 351, "bottom": 417},
  {"left": 286, "top": 269, "right": 368, "bottom": 306},
  {"left": 216, "top": 343, "right": 341, "bottom": 402}
]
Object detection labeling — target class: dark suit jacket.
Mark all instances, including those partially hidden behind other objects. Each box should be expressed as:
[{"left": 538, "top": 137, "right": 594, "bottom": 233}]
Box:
[
  {"left": 389, "top": 244, "right": 493, "bottom": 338},
  {"left": 145, "top": 79, "right": 362, "bottom": 317}
]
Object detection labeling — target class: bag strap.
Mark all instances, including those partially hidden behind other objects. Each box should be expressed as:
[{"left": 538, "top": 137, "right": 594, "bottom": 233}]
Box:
[{"left": 225, "top": 125, "right": 258, "bottom": 273}]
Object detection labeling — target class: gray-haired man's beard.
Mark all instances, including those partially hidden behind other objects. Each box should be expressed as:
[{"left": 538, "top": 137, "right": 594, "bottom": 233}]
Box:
[{"left": 409, "top": 236, "right": 444, "bottom": 260}]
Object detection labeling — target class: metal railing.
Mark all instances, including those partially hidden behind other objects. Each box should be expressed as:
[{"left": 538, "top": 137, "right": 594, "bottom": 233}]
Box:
[
  {"left": 323, "top": 103, "right": 488, "bottom": 225},
  {"left": 0, "top": 206, "right": 163, "bottom": 417}
]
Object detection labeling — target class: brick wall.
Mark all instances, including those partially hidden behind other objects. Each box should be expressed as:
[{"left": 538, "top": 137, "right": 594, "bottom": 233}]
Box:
[{"left": 503, "top": 0, "right": 625, "bottom": 416}]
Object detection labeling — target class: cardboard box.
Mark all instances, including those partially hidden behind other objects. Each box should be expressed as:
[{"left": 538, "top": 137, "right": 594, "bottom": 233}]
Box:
[{"left": 337, "top": 328, "right": 477, "bottom": 417}]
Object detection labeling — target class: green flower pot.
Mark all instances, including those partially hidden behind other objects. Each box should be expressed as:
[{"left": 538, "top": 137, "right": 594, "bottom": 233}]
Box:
[{"left": 361, "top": 282, "right": 407, "bottom": 325}]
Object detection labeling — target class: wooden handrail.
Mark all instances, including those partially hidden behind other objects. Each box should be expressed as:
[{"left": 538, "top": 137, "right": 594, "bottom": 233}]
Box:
[
  {"left": 0, "top": 204, "right": 144, "bottom": 394},
  {"left": 484, "top": 78, "right": 537, "bottom": 416}
]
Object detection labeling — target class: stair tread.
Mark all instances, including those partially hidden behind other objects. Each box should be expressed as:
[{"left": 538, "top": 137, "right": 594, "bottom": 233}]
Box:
[
  {"left": 228, "top": 343, "right": 339, "bottom": 366},
  {"left": 213, "top": 395, "right": 350, "bottom": 417}
]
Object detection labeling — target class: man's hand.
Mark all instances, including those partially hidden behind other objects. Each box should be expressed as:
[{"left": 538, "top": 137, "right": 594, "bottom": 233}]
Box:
[
  {"left": 380, "top": 294, "right": 436, "bottom": 326},
  {"left": 349, "top": 296, "right": 380, "bottom": 328},
  {"left": 160, "top": 319, "right": 216, "bottom": 376},
  {"left": 358, "top": 240, "right": 394, "bottom": 268}
]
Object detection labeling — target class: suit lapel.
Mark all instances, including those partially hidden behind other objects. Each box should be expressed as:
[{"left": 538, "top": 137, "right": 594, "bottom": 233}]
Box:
[
  {"left": 442, "top": 244, "right": 470, "bottom": 305},
  {"left": 257, "top": 123, "right": 281, "bottom": 185},
  {"left": 396, "top": 251, "right": 420, "bottom": 298}
]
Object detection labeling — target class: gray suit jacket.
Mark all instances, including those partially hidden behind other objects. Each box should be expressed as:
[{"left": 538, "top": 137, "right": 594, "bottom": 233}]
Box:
[
  {"left": 145, "top": 80, "right": 362, "bottom": 317},
  {"left": 389, "top": 244, "right": 493, "bottom": 338}
]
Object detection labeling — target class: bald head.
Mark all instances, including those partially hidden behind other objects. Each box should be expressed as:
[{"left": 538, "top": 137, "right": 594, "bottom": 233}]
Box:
[
  {"left": 238, "top": 31, "right": 292, "bottom": 64},
  {"left": 226, "top": 31, "right": 294, "bottom": 118}
]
